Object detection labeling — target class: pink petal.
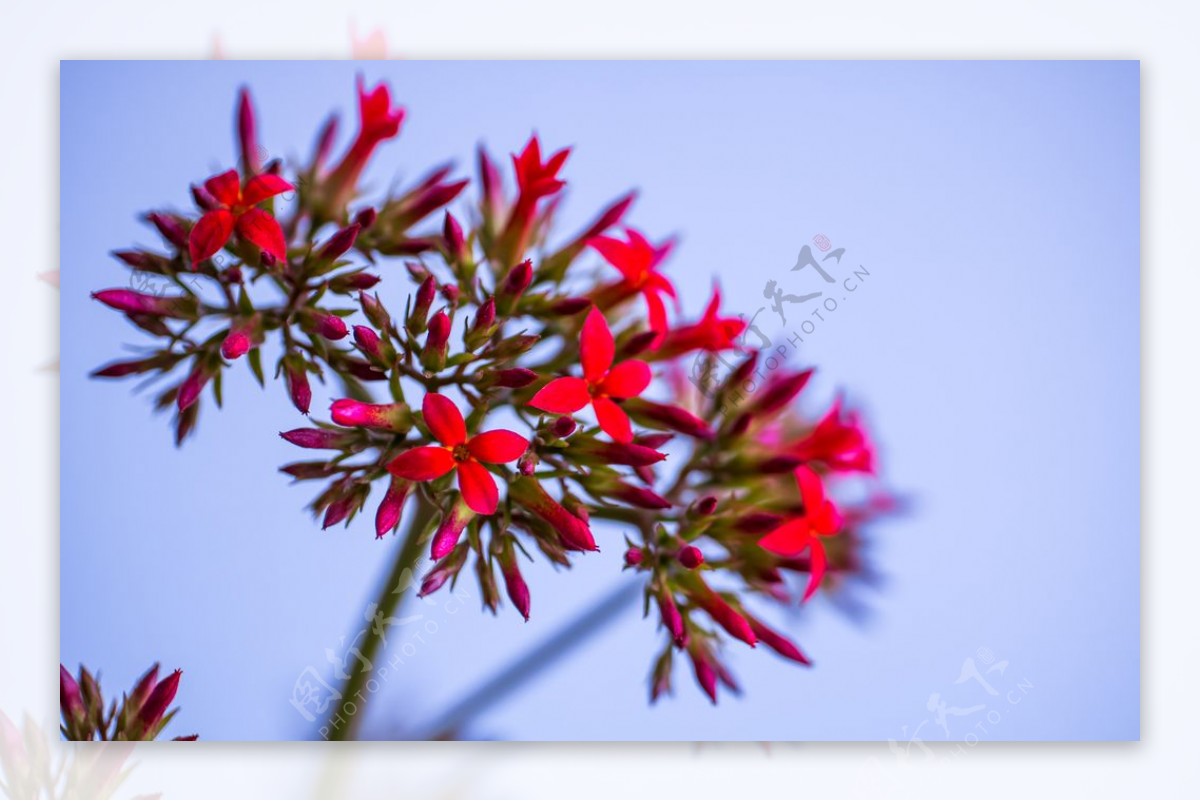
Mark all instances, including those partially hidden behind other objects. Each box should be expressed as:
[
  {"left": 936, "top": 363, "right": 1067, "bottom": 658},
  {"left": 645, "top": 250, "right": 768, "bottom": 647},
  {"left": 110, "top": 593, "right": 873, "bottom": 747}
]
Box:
[
  {"left": 758, "top": 519, "right": 810, "bottom": 557},
  {"left": 468, "top": 430, "right": 529, "bottom": 464},
  {"left": 812, "top": 500, "right": 843, "bottom": 536},
  {"left": 529, "top": 377, "right": 591, "bottom": 414},
  {"left": 457, "top": 461, "right": 499, "bottom": 515},
  {"left": 235, "top": 208, "right": 288, "bottom": 261},
  {"left": 203, "top": 169, "right": 241, "bottom": 206},
  {"left": 794, "top": 465, "right": 827, "bottom": 514},
  {"left": 593, "top": 396, "right": 633, "bottom": 443},
  {"left": 242, "top": 173, "right": 294, "bottom": 205},
  {"left": 386, "top": 446, "right": 455, "bottom": 481},
  {"left": 644, "top": 289, "right": 668, "bottom": 345},
  {"left": 580, "top": 307, "right": 614, "bottom": 383},
  {"left": 422, "top": 393, "right": 467, "bottom": 446},
  {"left": 188, "top": 209, "right": 234, "bottom": 264},
  {"left": 802, "top": 540, "right": 828, "bottom": 602},
  {"left": 601, "top": 359, "right": 651, "bottom": 399}
]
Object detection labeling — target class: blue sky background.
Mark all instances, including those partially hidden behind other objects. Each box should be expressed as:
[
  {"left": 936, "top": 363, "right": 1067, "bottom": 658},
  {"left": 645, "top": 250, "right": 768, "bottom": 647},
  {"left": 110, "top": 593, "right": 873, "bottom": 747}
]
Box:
[{"left": 60, "top": 61, "right": 1139, "bottom": 741}]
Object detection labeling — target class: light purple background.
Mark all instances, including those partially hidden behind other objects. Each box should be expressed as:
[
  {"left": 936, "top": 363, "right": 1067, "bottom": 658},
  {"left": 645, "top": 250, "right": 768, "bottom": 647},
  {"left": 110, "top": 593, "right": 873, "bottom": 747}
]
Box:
[{"left": 61, "top": 61, "right": 1139, "bottom": 741}]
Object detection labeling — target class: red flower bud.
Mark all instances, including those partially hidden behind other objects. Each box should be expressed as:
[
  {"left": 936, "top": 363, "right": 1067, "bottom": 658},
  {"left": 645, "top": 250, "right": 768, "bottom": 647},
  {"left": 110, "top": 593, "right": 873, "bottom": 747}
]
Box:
[
  {"left": 443, "top": 211, "right": 465, "bottom": 261},
  {"left": 689, "top": 650, "right": 719, "bottom": 704},
  {"left": 375, "top": 476, "right": 411, "bottom": 539},
  {"left": 509, "top": 477, "right": 596, "bottom": 552},
  {"left": 330, "top": 399, "right": 412, "bottom": 432},
  {"left": 657, "top": 593, "right": 686, "bottom": 647},
  {"left": 550, "top": 296, "right": 592, "bottom": 315},
  {"left": 127, "top": 663, "right": 160, "bottom": 714},
  {"left": 747, "top": 616, "right": 812, "bottom": 665},
  {"left": 693, "top": 496, "right": 719, "bottom": 516},
  {"left": 237, "top": 87, "right": 260, "bottom": 174},
  {"left": 441, "top": 284, "right": 461, "bottom": 304},
  {"left": 145, "top": 212, "right": 187, "bottom": 249},
  {"left": 570, "top": 439, "right": 667, "bottom": 467},
  {"left": 91, "top": 356, "right": 164, "bottom": 378},
  {"left": 682, "top": 577, "right": 756, "bottom": 648},
  {"left": 624, "top": 547, "right": 644, "bottom": 567},
  {"left": 431, "top": 498, "right": 475, "bottom": 560},
  {"left": 497, "top": 259, "right": 533, "bottom": 312},
  {"left": 316, "top": 313, "right": 349, "bottom": 341},
  {"left": 280, "top": 461, "right": 339, "bottom": 479},
  {"left": 620, "top": 330, "right": 659, "bottom": 358},
  {"left": 678, "top": 545, "right": 705, "bottom": 569},
  {"left": 92, "top": 289, "right": 195, "bottom": 318},
  {"left": 492, "top": 367, "right": 537, "bottom": 388},
  {"left": 421, "top": 310, "right": 451, "bottom": 370},
  {"left": 136, "top": 669, "right": 181, "bottom": 732},
  {"left": 352, "top": 325, "right": 383, "bottom": 359},
  {"left": 318, "top": 224, "right": 361, "bottom": 262},
  {"left": 419, "top": 542, "right": 470, "bottom": 597},
  {"left": 177, "top": 363, "right": 210, "bottom": 411},
  {"left": 286, "top": 363, "right": 312, "bottom": 414},
  {"left": 191, "top": 183, "right": 219, "bottom": 211},
  {"left": 60, "top": 665, "right": 86, "bottom": 724},
  {"left": 354, "top": 206, "right": 377, "bottom": 229},
  {"left": 518, "top": 452, "right": 537, "bottom": 475},
  {"left": 624, "top": 398, "right": 714, "bottom": 440},
  {"left": 473, "top": 297, "right": 496, "bottom": 331},
  {"left": 550, "top": 415, "right": 577, "bottom": 438},
  {"left": 260, "top": 251, "right": 278, "bottom": 269},
  {"left": 221, "top": 327, "right": 252, "bottom": 360},
  {"left": 408, "top": 275, "right": 437, "bottom": 334},
  {"left": 747, "top": 369, "right": 814, "bottom": 417},
  {"left": 499, "top": 547, "right": 531, "bottom": 621},
  {"left": 279, "top": 428, "right": 355, "bottom": 449}
]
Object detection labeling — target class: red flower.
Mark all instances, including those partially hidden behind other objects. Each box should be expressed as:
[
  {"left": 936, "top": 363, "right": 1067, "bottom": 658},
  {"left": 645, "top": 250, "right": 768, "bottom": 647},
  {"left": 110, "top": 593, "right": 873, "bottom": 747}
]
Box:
[
  {"left": 652, "top": 287, "right": 747, "bottom": 360},
  {"left": 512, "top": 135, "right": 570, "bottom": 201},
  {"left": 387, "top": 393, "right": 529, "bottom": 515},
  {"left": 187, "top": 169, "right": 293, "bottom": 265},
  {"left": 324, "top": 77, "right": 406, "bottom": 212},
  {"left": 757, "top": 466, "right": 843, "bottom": 602},
  {"left": 589, "top": 227, "right": 677, "bottom": 342},
  {"left": 529, "top": 308, "right": 652, "bottom": 443},
  {"left": 787, "top": 398, "right": 876, "bottom": 473}
]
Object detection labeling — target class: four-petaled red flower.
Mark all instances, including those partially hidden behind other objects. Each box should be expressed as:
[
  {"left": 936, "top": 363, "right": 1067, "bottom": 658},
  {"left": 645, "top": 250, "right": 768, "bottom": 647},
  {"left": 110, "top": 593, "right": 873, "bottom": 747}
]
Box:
[
  {"left": 757, "top": 465, "right": 843, "bottom": 602},
  {"left": 787, "top": 398, "right": 875, "bottom": 473},
  {"left": 387, "top": 393, "right": 529, "bottom": 515},
  {"left": 187, "top": 169, "right": 293, "bottom": 265},
  {"left": 653, "top": 286, "right": 747, "bottom": 359},
  {"left": 512, "top": 135, "right": 571, "bottom": 201},
  {"left": 589, "top": 227, "right": 677, "bottom": 342},
  {"left": 529, "top": 307, "right": 652, "bottom": 443}
]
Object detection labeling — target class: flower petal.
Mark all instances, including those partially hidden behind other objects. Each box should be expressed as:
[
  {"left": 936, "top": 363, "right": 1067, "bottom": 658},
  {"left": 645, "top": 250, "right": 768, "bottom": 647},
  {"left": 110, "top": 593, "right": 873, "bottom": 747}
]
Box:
[
  {"left": 529, "top": 377, "right": 590, "bottom": 414},
  {"left": 187, "top": 209, "right": 235, "bottom": 264},
  {"left": 812, "top": 499, "right": 843, "bottom": 536},
  {"left": 588, "top": 235, "right": 639, "bottom": 283},
  {"left": 601, "top": 359, "right": 651, "bottom": 399},
  {"left": 644, "top": 289, "right": 668, "bottom": 346},
  {"left": 235, "top": 208, "right": 288, "bottom": 261},
  {"left": 580, "top": 307, "right": 614, "bottom": 383},
  {"left": 242, "top": 173, "right": 295, "bottom": 205},
  {"left": 593, "top": 396, "right": 633, "bottom": 443},
  {"left": 203, "top": 169, "right": 241, "bottom": 206},
  {"left": 794, "top": 465, "right": 827, "bottom": 515},
  {"left": 468, "top": 429, "right": 529, "bottom": 464},
  {"left": 801, "top": 540, "right": 828, "bottom": 602},
  {"left": 422, "top": 393, "right": 467, "bottom": 446},
  {"left": 386, "top": 446, "right": 455, "bottom": 481},
  {"left": 757, "top": 519, "right": 810, "bottom": 557},
  {"left": 457, "top": 461, "right": 499, "bottom": 515}
]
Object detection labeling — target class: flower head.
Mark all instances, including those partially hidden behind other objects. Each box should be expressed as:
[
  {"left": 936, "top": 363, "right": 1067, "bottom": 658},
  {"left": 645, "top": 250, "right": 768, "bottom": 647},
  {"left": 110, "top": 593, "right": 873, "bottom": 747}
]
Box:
[
  {"left": 187, "top": 169, "right": 293, "bottom": 265},
  {"left": 589, "top": 227, "right": 677, "bottom": 342},
  {"left": 787, "top": 398, "right": 876, "bottom": 473},
  {"left": 757, "top": 466, "right": 843, "bottom": 601},
  {"left": 387, "top": 393, "right": 529, "bottom": 516},
  {"left": 529, "top": 308, "right": 652, "bottom": 443},
  {"left": 652, "top": 286, "right": 747, "bottom": 359}
]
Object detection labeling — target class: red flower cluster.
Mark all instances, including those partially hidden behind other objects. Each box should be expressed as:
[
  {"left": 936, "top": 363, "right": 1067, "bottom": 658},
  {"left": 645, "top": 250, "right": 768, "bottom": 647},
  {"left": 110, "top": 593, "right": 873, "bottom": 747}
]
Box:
[
  {"left": 91, "top": 78, "right": 895, "bottom": 708},
  {"left": 60, "top": 662, "right": 195, "bottom": 741}
]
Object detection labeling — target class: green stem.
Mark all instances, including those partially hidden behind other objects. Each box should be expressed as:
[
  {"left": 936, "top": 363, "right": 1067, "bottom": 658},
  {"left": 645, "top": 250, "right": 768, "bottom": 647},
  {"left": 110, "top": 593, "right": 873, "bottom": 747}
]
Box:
[{"left": 322, "top": 495, "right": 435, "bottom": 741}]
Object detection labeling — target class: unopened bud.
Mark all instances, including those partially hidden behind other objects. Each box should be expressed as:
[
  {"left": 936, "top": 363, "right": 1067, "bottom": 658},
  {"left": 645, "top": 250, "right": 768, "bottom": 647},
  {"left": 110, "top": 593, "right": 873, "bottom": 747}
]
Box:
[
  {"left": 624, "top": 547, "right": 644, "bottom": 568},
  {"left": 316, "top": 313, "right": 349, "bottom": 341},
  {"left": 318, "top": 223, "right": 360, "bottom": 261},
  {"left": 420, "top": 310, "right": 451, "bottom": 371},
  {"left": 678, "top": 545, "right": 705, "bottom": 569}
]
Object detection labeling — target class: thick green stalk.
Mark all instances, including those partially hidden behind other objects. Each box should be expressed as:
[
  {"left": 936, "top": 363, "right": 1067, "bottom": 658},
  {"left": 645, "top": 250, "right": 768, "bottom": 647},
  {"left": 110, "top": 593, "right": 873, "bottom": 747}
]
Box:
[{"left": 323, "top": 495, "right": 435, "bottom": 741}]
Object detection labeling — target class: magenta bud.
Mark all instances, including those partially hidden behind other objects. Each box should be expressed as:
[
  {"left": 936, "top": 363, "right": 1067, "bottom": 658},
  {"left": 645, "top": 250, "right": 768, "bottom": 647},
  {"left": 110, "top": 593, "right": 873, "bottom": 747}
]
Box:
[
  {"left": 518, "top": 452, "right": 537, "bottom": 476},
  {"left": 689, "top": 651, "right": 719, "bottom": 704},
  {"left": 128, "top": 663, "right": 160, "bottom": 713},
  {"left": 420, "top": 543, "right": 470, "bottom": 597},
  {"left": 408, "top": 275, "right": 437, "bottom": 334},
  {"left": 474, "top": 298, "right": 496, "bottom": 331},
  {"left": 177, "top": 364, "right": 210, "bottom": 412},
  {"left": 550, "top": 296, "right": 592, "bottom": 315},
  {"left": 748, "top": 369, "right": 814, "bottom": 417},
  {"left": 658, "top": 594, "right": 686, "bottom": 647},
  {"left": 353, "top": 325, "right": 382, "bottom": 358},
  {"left": 354, "top": 207, "right": 377, "bottom": 229},
  {"left": 693, "top": 496, "right": 718, "bottom": 516},
  {"left": 237, "top": 88, "right": 259, "bottom": 174},
  {"left": 317, "top": 313, "right": 349, "bottom": 341},
  {"left": 279, "top": 428, "right": 354, "bottom": 449},
  {"left": 286, "top": 364, "right": 312, "bottom": 414},
  {"left": 191, "top": 183, "right": 218, "bottom": 211},
  {"left": 678, "top": 545, "right": 705, "bottom": 569},
  {"left": 313, "top": 114, "right": 339, "bottom": 169},
  {"left": 501, "top": 259, "right": 533, "bottom": 298},
  {"left": 686, "top": 579, "right": 756, "bottom": 647},
  {"left": 145, "top": 212, "right": 187, "bottom": 249},
  {"left": 136, "top": 669, "right": 181, "bottom": 732},
  {"left": 260, "top": 250, "right": 278, "bottom": 269},
  {"left": 330, "top": 271, "right": 381, "bottom": 292},
  {"left": 551, "top": 416, "right": 577, "bottom": 438},
  {"left": 494, "top": 367, "right": 537, "bottom": 388},
  {"left": 572, "top": 439, "right": 667, "bottom": 468},
  {"left": 624, "top": 547, "right": 644, "bottom": 567},
  {"left": 221, "top": 328, "right": 252, "bottom": 360},
  {"left": 431, "top": 499, "right": 475, "bottom": 560},
  {"left": 421, "top": 310, "right": 451, "bottom": 370},
  {"left": 637, "top": 432, "right": 675, "bottom": 449},
  {"left": 375, "top": 477, "right": 411, "bottom": 539},
  {"left": 509, "top": 477, "right": 596, "bottom": 552},
  {"left": 499, "top": 553, "right": 531, "bottom": 621},
  {"left": 91, "top": 356, "right": 161, "bottom": 378},
  {"left": 443, "top": 211, "right": 465, "bottom": 260},
  {"left": 621, "top": 330, "right": 659, "bottom": 357},
  {"left": 747, "top": 616, "right": 812, "bottom": 665},
  {"left": 330, "top": 399, "right": 412, "bottom": 432},
  {"left": 92, "top": 289, "right": 194, "bottom": 319},
  {"left": 624, "top": 398, "right": 714, "bottom": 440},
  {"left": 319, "top": 223, "right": 361, "bottom": 261},
  {"left": 280, "top": 461, "right": 338, "bottom": 479},
  {"left": 60, "top": 665, "right": 86, "bottom": 723},
  {"left": 441, "top": 284, "right": 461, "bottom": 304}
]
